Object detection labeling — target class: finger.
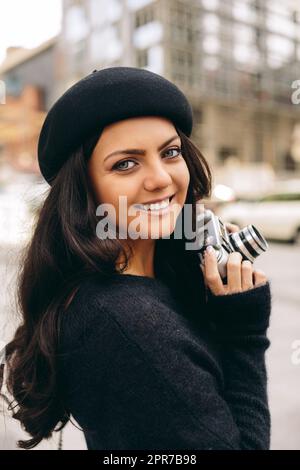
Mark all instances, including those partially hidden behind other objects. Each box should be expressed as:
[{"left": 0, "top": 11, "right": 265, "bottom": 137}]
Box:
[
  {"left": 226, "top": 252, "right": 243, "bottom": 293},
  {"left": 241, "top": 260, "right": 254, "bottom": 291},
  {"left": 253, "top": 269, "right": 268, "bottom": 287},
  {"left": 225, "top": 222, "right": 240, "bottom": 233},
  {"left": 200, "top": 262, "right": 207, "bottom": 287},
  {"left": 203, "top": 246, "right": 225, "bottom": 295}
]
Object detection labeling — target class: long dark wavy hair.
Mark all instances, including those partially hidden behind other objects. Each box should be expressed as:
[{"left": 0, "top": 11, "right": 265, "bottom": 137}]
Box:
[{"left": 1, "top": 126, "right": 212, "bottom": 449}]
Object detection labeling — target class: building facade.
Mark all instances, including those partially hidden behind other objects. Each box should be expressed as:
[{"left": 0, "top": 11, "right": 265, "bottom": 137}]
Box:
[
  {"left": 57, "top": 0, "right": 300, "bottom": 176},
  {"left": 3, "top": 0, "right": 299, "bottom": 180},
  {"left": 0, "top": 38, "right": 57, "bottom": 175}
]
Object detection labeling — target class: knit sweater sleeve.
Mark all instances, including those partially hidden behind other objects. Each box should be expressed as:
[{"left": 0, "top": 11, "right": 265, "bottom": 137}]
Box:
[
  {"left": 58, "top": 279, "right": 272, "bottom": 450},
  {"left": 205, "top": 280, "right": 272, "bottom": 450}
]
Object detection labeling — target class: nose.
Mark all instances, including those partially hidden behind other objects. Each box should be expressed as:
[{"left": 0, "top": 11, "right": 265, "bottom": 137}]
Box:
[{"left": 143, "top": 157, "right": 173, "bottom": 191}]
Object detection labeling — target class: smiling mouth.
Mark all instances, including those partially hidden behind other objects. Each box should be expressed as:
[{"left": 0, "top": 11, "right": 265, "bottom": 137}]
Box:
[{"left": 134, "top": 194, "right": 175, "bottom": 213}]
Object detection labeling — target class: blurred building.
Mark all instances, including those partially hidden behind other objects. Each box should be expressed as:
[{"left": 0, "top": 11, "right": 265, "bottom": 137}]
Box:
[
  {"left": 55, "top": 0, "right": 300, "bottom": 180},
  {"left": 1, "top": 0, "right": 300, "bottom": 187},
  {"left": 0, "top": 38, "right": 57, "bottom": 179}
]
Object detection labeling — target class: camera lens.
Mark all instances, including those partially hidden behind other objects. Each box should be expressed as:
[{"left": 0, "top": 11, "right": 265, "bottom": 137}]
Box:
[{"left": 229, "top": 225, "right": 268, "bottom": 262}]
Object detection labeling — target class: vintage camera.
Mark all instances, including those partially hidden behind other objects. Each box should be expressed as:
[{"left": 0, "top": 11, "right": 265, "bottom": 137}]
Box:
[{"left": 195, "top": 209, "right": 268, "bottom": 280}]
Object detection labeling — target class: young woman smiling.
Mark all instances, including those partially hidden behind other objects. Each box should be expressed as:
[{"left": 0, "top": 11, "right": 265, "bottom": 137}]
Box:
[{"left": 1, "top": 67, "right": 272, "bottom": 450}]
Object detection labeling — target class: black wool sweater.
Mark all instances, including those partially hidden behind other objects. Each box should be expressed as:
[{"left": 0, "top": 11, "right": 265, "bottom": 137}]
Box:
[{"left": 57, "top": 273, "right": 272, "bottom": 450}]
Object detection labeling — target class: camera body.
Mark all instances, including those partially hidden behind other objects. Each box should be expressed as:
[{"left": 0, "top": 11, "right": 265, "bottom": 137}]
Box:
[{"left": 195, "top": 209, "right": 268, "bottom": 279}]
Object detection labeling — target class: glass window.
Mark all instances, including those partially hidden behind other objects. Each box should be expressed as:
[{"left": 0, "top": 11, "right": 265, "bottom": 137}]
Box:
[
  {"left": 203, "top": 35, "right": 220, "bottom": 54},
  {"left": 232, "top": 0, "right": 257, "bottom": 23},
  {"left": 128, "top": 0, "right": 155, "bottom": 11},
  {"left": 107, "top": 0, "right": 122, "bottom": 22},
  {"left": 135, "top": 3, "right": 155, "bottom": 28},
  {"left": 147, "top": 45, "right": 163, "bottom": 74},
  {"left": 89, "top": 0, "right": 107, "bottom": 26},
  {"left": 65, "top": 5, "right": 89, "bottom": 42},
  {"left": 266, "top": 0, "right": 292, "bottom": 18},
  {"left": 233, "top": 24, "right": 254, "bottom": 44},
  {"left": 266, "top": 13, "right": 296, "bottom": 38},
  {"left": 201, "top": 0, "right": 220, "bottom": 10},
  {"left": 203, "top": 56, "right": 220, "bottom": 71},
  {"left": 266, "top": 34, "right": 294, "bottom": 63},
  {"left": 133, "top": 21, "right": 163, "bottom": 49},
  {"left": 5, "top": 76, "right": 22, "bottom": 97},
  {"left": 90, "top": 26, "right": 122, "bottom": 62},
  {"left": 234, "top": 44, "right": 259, "bottom": 66},
  {"left": 202, "top": 13, "right": 220, "bottom": 33}
]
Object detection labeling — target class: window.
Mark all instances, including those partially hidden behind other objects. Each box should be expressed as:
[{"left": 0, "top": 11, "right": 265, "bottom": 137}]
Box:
[
  {"left": 128, "top": 0, "right": 155, "bottom": 11},
  {"left": 266, "top": 0, "right": 292, "bottom": 18},
  {"left": 234, "top": 24, "right": 254, "bottom": 44},
  {"left": 135, "top": 4, "right": 155, "bottom": 28},
  {"left": 170, "top": 2, "right": 193, "bottom": 45},
  {"left": 133, "top": 21, "right": 163, "bottom": 49},
  {"left": 147, "top": 45, "right": 163, "bottom": 73},
  {"left": 266, "top": 12, "right": 296, "bottom": 39},
  {"left": 203, "top": 56, "right": 219, "bottom": 71},
  {"left": 90, "top": 26, "right": 122, "bottom": 62},
  {"left": 203, "top": 35, "right": 220, "bottom": 54},
  {"left": 65, "top": 4, "right": 89, "bottom": 43},
  {"left": 171, "top": 49, "right": 192, "bottom": 71},
  {"left": 232, "top": 0, "right": 257, "bottom": 23},
  {"left": 266, "top": 34, "right": 294, "bottom": 68},
  {"left": 234, "top": 44, "right": 259, "bottom": 67},
  {"left": 218, "top": 147, "right": 239, "bottom": 164},
  {"left": 5, "top": 76, "right": 22, "bottom": 97},
  {"left": 89, "top": 0, "right": 122, "bottom": 26},
  {"left": 201, "top": 0, "right": 220, "bottom": 10},
  {"left": 202, "top": 13, "right": 220, "bottom": 34}
]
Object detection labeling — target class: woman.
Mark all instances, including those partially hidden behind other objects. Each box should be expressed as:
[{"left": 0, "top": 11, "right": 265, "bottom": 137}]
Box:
[{"left": 2, "top": 67, "right": 272, "bottom": 450}]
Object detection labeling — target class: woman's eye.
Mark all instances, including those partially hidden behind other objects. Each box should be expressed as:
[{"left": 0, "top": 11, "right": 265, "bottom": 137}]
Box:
[
  {"left": 164, "top": 147, "right": 182, "bottom": 158},
  {"left": 113, "top": 160, "right": 135, "bottom": 171},
  {"left": 112, "top": 147, "right": 182, "bottom": 172}
]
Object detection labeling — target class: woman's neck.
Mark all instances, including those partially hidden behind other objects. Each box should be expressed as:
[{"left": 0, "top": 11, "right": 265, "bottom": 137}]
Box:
[{"left": 116, "top": 239, "right": 157, "bottom": 278}]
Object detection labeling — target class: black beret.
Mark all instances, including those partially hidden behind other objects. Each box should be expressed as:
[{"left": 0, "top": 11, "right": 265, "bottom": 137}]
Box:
[{"left": 37, "top": 66, "right": 193, "bottom": 185}]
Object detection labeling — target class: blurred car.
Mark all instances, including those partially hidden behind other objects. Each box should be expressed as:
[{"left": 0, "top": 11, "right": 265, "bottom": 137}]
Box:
[{"left": 217, "top": 180, "right": 300, "bottom": 244}]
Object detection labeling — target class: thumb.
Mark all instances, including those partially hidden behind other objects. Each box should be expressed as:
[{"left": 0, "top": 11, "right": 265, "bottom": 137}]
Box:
[{"left": 253, "top": 269, "right": 267, "bottom": 287}]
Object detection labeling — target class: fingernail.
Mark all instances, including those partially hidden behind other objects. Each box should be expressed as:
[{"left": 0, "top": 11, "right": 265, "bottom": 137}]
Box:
[{"left": 206, "top": 246, "right": 214, "bottom": 254}]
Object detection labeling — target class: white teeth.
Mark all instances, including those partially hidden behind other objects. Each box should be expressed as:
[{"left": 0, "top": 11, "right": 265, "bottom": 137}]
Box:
[{"left": 140, "top": 197, "right": 170, "bottom": 211}]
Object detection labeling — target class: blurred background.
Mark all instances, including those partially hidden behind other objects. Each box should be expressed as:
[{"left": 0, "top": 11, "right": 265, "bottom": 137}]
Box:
[{"left": 0, "top": 0, "right": 299, "bottom": 450}]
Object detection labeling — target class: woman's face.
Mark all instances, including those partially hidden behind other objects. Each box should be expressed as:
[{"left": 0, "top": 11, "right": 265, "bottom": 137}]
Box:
[{"left": 87, "top": 116, "right": 190, "bottom": 241}]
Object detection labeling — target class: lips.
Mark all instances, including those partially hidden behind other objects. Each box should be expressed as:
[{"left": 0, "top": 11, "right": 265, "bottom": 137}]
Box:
[
  {"left": 139, "top": 195, "right": 173, "bottom": 210},
  {"left": 134, "top": 194, "right": 175, "bottom": 213},
  {"left": 140, "top": 194, "right": 175, "bottom": 205}
]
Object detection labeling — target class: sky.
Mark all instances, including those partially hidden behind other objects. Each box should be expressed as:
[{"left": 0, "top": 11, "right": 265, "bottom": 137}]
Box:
[{"left": 0, "top": 0, "right": 62, "bottom": 64}]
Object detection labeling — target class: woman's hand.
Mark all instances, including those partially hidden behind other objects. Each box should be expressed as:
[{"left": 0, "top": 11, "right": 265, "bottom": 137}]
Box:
[{"left": 201, "top": 222, "right": 268, "bottom": 296}]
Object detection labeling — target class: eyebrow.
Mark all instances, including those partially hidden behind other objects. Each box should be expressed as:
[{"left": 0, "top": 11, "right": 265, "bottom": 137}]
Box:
[{"left": 103, "top": 134, "right": 181, "bottom": 162}]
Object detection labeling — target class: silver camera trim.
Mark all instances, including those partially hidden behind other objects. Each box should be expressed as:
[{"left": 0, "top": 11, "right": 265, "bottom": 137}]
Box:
[{"left": 196, "top": 209, "right": 268, "bottom": 279}]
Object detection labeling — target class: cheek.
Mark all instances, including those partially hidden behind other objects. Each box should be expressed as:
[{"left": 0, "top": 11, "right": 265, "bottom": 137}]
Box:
[
  {"left": 89, "top": 175, "right": 127, "bottom": 207},
  {"left": 100, "top": 179, "right": 137, "bottom": 222},
  {"left": 90, "top": 181, "right": 108, "bottom": 205},
  {"left": 175, "top": 161, "right": 190, "bottom": 190}
]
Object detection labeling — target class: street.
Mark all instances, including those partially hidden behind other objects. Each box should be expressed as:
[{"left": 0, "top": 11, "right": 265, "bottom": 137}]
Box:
[
  {"left": 0, "top": 241, "right": 299, "bottom": 450},
  {"left": 258, "top": 242, "right": 300, "bottom": 450}
]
